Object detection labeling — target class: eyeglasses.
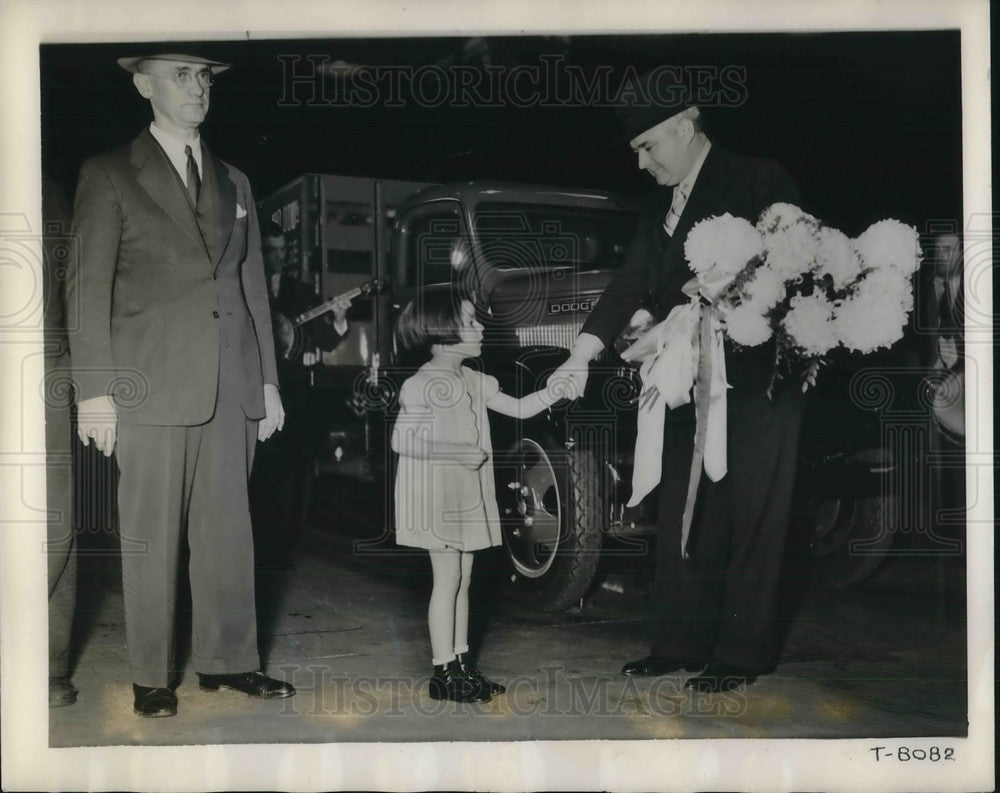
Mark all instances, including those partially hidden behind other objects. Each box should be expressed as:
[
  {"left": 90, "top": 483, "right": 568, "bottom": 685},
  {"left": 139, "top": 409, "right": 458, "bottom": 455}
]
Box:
[{"left": 146, "top": 66, "right": 215, "bottom": 90}]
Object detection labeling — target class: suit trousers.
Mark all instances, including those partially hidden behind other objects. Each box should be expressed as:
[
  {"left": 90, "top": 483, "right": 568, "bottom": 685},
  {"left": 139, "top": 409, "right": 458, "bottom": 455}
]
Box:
[
  {"left": 115, "top": 348, "right": 260, "bottom": 688},
  {"left": 46, "top": 362, "right": 76, "bottom": 679},
  {"left": 651, "top": 385, "right": 803, "bottom": 671}
]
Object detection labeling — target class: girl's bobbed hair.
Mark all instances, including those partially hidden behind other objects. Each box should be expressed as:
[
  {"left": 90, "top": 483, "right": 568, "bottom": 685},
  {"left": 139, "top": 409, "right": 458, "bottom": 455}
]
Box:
[{"left": 395, "top": 284, "right": 471, "bottom": 353}]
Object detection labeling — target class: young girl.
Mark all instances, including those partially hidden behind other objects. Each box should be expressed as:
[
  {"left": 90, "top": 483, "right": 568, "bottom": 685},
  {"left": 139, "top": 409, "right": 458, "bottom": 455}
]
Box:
[{"left": 392, "top": 287, "right": 576, "bottom": 703}]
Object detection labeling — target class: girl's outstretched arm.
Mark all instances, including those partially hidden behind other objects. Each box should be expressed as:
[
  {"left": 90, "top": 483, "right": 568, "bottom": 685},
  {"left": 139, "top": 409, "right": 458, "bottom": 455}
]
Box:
[{"left": 486, "top": 373, "right": 579, "bottom": 419}]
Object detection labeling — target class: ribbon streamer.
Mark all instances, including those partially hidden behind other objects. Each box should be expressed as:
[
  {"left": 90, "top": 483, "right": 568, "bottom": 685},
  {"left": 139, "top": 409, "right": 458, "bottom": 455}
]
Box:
[{"left": 621, "top": 298, "right": 729, "bottom": 558}]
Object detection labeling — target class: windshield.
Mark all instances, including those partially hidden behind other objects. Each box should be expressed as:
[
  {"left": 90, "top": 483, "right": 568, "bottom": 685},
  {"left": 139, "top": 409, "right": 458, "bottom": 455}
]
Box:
[{"left": 472, "top": 202, "right": 637, "bottom": 271}]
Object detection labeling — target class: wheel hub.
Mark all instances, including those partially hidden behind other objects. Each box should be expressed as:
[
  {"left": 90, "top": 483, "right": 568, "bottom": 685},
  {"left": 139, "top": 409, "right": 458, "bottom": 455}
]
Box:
[{"left": 500, "top": 439, "right": 561, "bottom": 578}]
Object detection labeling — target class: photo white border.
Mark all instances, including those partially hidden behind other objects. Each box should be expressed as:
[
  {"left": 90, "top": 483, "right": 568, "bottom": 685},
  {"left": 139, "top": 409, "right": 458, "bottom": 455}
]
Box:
[{"left": 1, "top": 1, "right": 992, "bottom": 791}]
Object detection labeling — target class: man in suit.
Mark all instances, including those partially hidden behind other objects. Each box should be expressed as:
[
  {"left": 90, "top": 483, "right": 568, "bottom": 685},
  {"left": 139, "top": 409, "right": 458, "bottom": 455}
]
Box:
[
  {"left": 252, "top": 228, "right": 348, "bottom": 567},
  {"left": 916, "top": 232, "right": 963, "bottom": 372},
  {"left": 261, "top": 228, "right": 348, "bottom": 370},
  {"left": 556, "top": 69, "right": 802, "bottom": 692},
  {"left": 914, "top": 232, "right": 965, "bottom": 550},
  {"left": 66, "top": 53, "right": 295, "bottom": 716}
]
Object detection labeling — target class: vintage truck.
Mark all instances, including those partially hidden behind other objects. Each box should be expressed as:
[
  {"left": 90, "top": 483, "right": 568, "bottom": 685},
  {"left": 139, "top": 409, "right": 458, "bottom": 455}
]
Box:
[{"left": 258, "top": 174, "right": 937, "bottom": 612}]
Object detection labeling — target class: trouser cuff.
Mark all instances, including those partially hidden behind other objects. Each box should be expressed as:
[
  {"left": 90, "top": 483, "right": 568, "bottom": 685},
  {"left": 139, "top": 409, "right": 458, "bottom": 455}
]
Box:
[{"left": 190, "top": 653, "right": 261, "bottom": 676}]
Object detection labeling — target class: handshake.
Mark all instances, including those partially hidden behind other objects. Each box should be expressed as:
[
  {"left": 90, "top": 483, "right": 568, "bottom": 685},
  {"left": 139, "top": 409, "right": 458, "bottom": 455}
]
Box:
[
  {"left": 545, "top": 333, "right": 603, "bottom": 404},
  {"left": 544, "top": 336, "right": 601, "bottom": 404},
  {"left": 544, "top": 370, "right": 584, "bottom": 403}
]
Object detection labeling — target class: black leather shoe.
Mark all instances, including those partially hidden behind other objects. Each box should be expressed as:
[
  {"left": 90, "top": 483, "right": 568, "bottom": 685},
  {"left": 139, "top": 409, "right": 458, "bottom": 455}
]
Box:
[
  {"left": 621, "top": 656, "right": 704, "bottom": 677},
  {"left": 455, "top": 653, "right": 506, "bottom": 696},
  {"left": 49, "top": 677, "right": 78, "bottom": 708},
  {"left": 198, "top": 671, "right": 295, "bottom": 699},
  {"left": 132, "top": 684, "right": 178, "bottom": 717},
  {"left": 684, "top": 661, "right": 759, "bottom": 693},
  {"left": 428, "top": 660, "right": 492, "bottom": 703}
]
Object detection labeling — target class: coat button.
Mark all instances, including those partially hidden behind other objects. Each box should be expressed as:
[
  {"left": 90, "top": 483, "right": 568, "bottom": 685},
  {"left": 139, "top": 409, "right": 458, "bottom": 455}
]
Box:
[{"left": 212, "top": 310, "right": 220, "bottom": 318}]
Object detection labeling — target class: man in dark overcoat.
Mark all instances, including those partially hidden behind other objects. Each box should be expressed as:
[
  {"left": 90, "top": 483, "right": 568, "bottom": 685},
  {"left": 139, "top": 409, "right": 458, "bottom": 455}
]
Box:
[{"left": 557, "top": 69, "right": 803, "bottom": 691}]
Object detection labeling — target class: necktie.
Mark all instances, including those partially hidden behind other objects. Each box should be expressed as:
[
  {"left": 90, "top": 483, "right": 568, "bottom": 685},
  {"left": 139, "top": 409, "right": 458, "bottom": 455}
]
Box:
[
  {"left": 663, "top": 184, "right": 688, "bottom": 237},
  {"left": 938, "top": 279, "right": 953, "bottom": 334},
  {"left": 185, "top": 145, "right": 201, "bottom": 206}
]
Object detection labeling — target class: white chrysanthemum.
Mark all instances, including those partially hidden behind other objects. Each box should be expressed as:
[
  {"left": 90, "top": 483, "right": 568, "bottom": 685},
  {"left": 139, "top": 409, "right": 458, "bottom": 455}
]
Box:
[
  {"left": 741, "top": 263, "right": 787, "bottom": 311},
  {"left": 815, "top": 227, "right": 863, "bottom": 290},
  {"left": 757, "top": 202, "right": 819, "bottom": 234},
  {"left": 762, "top": 222, "right": 821, "bottom": 280},
  {"left": 862, "top": 267, "right": 913, "bottom": 304},
  {"left": 783, "top": 292, "right": 838, "bottom": 355},
  {"left": 721, "top": 301, "right": 772, "bottom": 347},
  {"left": 853, "top": 219, "right": 922, "bottom": 276},
  {"left": 835, "top": 299, "right": 909, "bottom": 353},
  {"left": 834, "top": 268, "right": 913, "bottom": 352},
  {"left": 685, "top": 213, "right": 763, "bottom": 280},
  {"left": 757, "top": 202, "right": 820, "bottom": 234}
]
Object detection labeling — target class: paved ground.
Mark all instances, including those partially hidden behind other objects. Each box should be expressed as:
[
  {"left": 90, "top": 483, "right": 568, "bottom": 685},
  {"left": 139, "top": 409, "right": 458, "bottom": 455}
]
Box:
[{"left": 49, "top": 519, "right": 968, "bottom": 746}]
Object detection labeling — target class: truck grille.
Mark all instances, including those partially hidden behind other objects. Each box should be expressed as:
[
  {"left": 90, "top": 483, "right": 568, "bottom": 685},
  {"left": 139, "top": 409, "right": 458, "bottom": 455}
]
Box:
[{"left": 515, "top": 321, "right": 583, "bottom": 349}]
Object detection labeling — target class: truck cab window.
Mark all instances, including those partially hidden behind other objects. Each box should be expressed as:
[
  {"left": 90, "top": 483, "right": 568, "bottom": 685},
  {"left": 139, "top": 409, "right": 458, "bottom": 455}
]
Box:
[{"left": 404, "top": 212, "right": 467, "bottom": 289}]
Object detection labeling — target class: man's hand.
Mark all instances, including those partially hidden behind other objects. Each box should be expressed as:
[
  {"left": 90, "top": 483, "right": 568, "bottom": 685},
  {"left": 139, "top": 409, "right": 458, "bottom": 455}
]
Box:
[
  {"left": 552, "top": 333, "right": 604, "bottom": 400},
  {"left": 545, "top": 371, "right": 581, "bottom": 403},
  {"left": 77, "top": 395, "right": 118, "bottom": 456},
  {"left": 552, "top": 354, "right": 591, "bottom": 400},
  {"left": 258, "top": 383, "right": 285, "bottom": 442}
]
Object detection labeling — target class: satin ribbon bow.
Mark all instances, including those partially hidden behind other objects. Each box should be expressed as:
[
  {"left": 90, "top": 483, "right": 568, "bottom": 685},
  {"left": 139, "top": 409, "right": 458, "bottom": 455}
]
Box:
[{"left": 620, "top": 287, "right": 730, "bottom": 559}]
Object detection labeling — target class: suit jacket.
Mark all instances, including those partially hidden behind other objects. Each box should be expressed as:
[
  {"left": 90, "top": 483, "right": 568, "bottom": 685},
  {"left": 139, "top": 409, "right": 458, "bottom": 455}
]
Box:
[
  {"left": 938, "top": 277, "right": 964, "bottom": 362},
  {"left": 582, "top": 145, "right": 800, "bottom": 394},
  {"left": 913, "top": 264, "right": 964, "bottom": 369},
  {"left": 67, "top": 129, "right": 277, "bottom": 425}
]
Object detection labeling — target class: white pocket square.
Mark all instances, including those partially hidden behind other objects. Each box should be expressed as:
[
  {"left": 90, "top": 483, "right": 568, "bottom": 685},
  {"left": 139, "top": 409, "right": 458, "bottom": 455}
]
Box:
[{"left": 236, "top": 204, "right": 247, "bottom": 219}]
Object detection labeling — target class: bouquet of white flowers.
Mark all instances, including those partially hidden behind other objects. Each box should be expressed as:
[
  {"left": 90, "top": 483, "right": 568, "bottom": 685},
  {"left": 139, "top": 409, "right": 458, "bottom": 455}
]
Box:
[
  {"left": 685, "top": 203, "right": 922, "bottom": 395},
  {"left": 620, "top": 203, "right": 922, "bottom": 551}
]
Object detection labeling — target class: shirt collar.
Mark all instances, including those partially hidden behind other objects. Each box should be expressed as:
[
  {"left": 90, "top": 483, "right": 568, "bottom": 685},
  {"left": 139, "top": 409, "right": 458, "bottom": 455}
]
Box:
[{"left": 149, "top": 122, "right": 202, "bottom": 184}]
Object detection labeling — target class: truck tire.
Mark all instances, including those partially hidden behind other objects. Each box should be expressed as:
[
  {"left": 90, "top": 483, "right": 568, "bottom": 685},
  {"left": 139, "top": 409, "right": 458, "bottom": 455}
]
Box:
[
  {"left": 494, "top": 434, "right": 603, "bottom": 612},
  {"left": 843, "top": 494, "right": 898, "bottom": 582},
  {"left": 804, "top": 493, "right": 896, "bottom": 587}
]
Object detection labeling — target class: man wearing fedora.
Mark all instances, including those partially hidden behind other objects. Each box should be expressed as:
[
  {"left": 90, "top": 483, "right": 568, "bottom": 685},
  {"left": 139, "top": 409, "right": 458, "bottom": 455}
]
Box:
[
  {"left": 556, "top": 68, "right": 803, "bottom": 692},
  {"left": 66, "top": 52, "right": 295, "bottom": 716}
]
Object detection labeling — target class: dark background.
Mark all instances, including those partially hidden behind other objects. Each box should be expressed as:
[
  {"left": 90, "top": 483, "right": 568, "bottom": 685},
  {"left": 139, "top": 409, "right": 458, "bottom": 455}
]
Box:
[{"left": 41, "top": 31, "right": 962, "bottom": 237}]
